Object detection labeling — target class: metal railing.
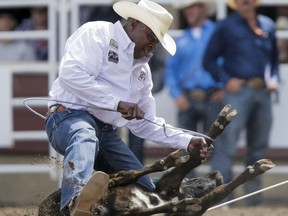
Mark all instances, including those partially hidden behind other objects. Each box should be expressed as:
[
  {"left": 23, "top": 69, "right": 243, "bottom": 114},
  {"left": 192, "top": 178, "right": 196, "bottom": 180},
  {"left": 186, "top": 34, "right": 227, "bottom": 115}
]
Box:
[{"left": 0, "top": 0, "right": 58, "bottom": 180}]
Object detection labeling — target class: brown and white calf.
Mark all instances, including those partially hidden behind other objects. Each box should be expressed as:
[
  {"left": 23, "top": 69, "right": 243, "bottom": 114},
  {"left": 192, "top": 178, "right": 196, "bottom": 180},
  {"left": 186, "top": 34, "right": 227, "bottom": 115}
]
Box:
[{"left": 38, "top": 105, "right": 275, "bottom": 216}]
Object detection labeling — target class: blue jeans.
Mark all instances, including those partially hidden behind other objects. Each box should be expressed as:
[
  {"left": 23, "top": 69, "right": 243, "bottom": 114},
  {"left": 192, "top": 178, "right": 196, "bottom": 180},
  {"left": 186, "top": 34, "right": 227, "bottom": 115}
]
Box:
[
  {"left": 178, "top": 98, "right": 222, "bottom": 133},
  {"left": 45, "top": 109, "right": 155, "bottom": 209},
  {"left": 210, "top": 86, "right": 272, "bottom": 205}
]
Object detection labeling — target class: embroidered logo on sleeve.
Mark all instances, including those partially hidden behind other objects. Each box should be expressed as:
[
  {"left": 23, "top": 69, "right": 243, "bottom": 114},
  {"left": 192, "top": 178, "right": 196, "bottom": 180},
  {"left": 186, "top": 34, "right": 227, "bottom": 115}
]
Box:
[
  {"left": 108, "top": 50, "right": 119, "bottom": 63},
  {"left": 138, "top": 71, "right": 146, "bottom": 82},
  {"left": 109, "top": 39, "right": 118, "bottom": 50}
]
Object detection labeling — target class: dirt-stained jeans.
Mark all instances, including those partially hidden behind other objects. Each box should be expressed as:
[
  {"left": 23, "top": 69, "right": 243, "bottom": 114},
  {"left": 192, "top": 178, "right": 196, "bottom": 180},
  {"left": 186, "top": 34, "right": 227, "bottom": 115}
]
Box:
[{"left": 45, "top": 109, "right": 155, "bottom": 209}]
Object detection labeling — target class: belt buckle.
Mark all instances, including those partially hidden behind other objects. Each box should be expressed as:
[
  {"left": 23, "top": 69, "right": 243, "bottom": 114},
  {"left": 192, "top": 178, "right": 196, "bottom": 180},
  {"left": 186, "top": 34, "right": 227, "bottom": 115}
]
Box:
[
  {"left": 48, "top": 104, "right": 66, "bottom": 114},
  {"left": 247, "top": 78, "right": 264, "bottom": 89},
  {"left": 190, "top": 89, "right": 207, "bottom": 101},
  {"left": 49, "top": 105, "right": 58, "bottom": 113}
]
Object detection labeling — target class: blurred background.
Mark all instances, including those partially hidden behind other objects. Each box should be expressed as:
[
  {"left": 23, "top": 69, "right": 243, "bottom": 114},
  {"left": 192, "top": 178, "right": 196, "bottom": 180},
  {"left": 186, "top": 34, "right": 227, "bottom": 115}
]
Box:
[{"left": 0, "top": 0, "right": 287, "bottom": 211}]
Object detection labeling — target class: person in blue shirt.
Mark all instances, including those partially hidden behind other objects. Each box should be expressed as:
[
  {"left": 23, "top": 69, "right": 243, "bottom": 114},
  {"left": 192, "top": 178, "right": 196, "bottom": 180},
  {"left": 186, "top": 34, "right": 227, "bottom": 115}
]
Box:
[
  {"left": 164, "top": 0, "right": 224, "bottom": 178},
  {"left": 203, "top": 0, "right": 279, "bottom": 206},
  {"left": 16, "top": 7, "right": 48, "bottom": 61}
]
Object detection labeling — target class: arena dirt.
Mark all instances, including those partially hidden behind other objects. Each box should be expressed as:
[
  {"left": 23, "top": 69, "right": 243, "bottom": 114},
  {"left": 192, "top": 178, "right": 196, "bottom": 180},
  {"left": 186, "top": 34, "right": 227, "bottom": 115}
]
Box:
[
  {"left": 1, "top": 156, "right": 287, "bottom": 216},
  {"left": 1, "top": 206, "right": 288, "bottom": 216}
]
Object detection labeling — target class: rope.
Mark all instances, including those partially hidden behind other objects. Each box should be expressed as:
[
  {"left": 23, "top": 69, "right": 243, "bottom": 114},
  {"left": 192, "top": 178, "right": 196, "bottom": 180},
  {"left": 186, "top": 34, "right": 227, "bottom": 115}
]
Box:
[
  {"left": 208, "top": 179, "right": 288, "bottom": 211},
  {"left": 23, "top": 97, "right": 214, "bottom": 141}
]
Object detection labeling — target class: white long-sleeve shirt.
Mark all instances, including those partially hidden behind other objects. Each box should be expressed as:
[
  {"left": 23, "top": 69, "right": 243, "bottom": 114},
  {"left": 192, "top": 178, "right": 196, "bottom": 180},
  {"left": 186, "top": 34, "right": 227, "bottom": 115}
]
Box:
[{"left": 49, "top": 20, "right": 193, "bottom": 150}]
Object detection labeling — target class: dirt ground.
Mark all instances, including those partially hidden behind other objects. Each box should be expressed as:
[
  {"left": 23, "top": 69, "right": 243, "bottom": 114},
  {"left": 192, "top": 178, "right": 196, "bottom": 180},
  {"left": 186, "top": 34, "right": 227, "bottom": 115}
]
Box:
[
  {"left": 205, "top": 207, "right": 288, "bottom": 216},
  {"left": 0, "top": 206, "right": 288, "bottom": 216},
  {"left": 0, "top": 156, "right": 287, "bottom": 216}
]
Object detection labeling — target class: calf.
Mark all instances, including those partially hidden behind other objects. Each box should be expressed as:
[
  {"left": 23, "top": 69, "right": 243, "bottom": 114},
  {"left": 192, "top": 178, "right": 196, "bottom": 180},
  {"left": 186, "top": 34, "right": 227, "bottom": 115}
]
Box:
[{"left": 38, "top": 105, "right": 275, "bottom": 215}]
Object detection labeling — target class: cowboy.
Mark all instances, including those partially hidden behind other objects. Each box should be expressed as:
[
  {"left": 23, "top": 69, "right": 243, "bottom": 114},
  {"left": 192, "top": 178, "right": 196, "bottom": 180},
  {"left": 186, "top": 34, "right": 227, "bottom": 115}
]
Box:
[
  {"left": 203, "top": 0, "right": 279, "bottom": 206},
  {"left": 164, "top": 0, "right": 224, "bottom": 178},
  {"left": 45, "top": 0, "right": 211, "bottom": 215}
]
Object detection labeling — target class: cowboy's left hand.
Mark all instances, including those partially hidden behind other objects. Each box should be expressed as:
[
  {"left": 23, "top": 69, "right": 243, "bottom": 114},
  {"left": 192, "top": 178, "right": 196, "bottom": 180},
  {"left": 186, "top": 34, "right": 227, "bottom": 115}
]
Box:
[
  {"left": 187, "top": 137, "right": 212, "bottom": 163},
  {"left": 117, "top": 101, "right": 145, "bottom": 120}
]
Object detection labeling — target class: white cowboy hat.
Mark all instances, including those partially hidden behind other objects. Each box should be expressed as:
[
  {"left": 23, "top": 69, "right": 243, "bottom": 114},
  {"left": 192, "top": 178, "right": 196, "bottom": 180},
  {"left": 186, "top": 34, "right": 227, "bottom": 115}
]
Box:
[
  {"left": 113, "top": 0, "right": 176, "bottom": 55},
  {"left": 227, "top": 0, "right": 260, "bottom": 10},
  {"left": 173, "top": 0, "right": 216, "bottom": 16}
]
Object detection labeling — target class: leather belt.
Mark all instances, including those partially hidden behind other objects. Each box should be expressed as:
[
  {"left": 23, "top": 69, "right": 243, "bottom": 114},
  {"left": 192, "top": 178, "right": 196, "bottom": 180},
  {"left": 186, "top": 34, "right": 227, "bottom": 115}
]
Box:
[
  {"left": 47, "top": 104, "right": 113, "bottom": 132},
  {"left": 184, "top": 89, "right": 208, "bottom": 102},
  {"left": 246, "top": 77, "right": 265, "bottom": 89},
  {"left": 189, "top": 89, "right": 207, "bottom": 101},
  {"left": 47, "top": 104, "right": 66, "bottom": 114}
]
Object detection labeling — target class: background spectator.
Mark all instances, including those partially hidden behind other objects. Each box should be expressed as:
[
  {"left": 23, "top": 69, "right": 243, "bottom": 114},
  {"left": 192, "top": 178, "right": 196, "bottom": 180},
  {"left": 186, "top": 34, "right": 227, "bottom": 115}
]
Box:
[
  {"left": 164, "top": 0, "right": 224, "bottom": 177},
  {"left": 0, "top": 8, "right": 35, "bottom": 61},
  {"left": 16, "top": 7, "right": 48, "bottom": 61},
  {"left": 203, "top": 0, "right": 280, "bottom": 206}
]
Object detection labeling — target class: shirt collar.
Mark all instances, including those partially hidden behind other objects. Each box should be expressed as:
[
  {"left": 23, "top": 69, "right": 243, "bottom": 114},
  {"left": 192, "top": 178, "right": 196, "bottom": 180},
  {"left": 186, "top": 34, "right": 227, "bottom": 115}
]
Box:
[
  {"left": 233, "top": 11, "right": 258, "bottom": 22},
  {"left": 114, "top": 20, "right": 153, "bottom": 63},
  {"left": 233, "top": 12, "right": 263, "bottom": 30},
  {"left": 114, "top": 20, "right": 132, "bottom": 52},
  {"left": 234, "top": 12, "right": 249, "bottom": 23}
]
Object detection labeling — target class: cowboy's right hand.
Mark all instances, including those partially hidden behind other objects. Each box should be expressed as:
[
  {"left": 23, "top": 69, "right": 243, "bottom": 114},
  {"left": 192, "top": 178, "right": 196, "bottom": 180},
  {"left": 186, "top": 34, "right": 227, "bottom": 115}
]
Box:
[
  {"left": 117, "top": 101, "right": 145, "bottom": 120},
  {"left": 188, "top": 137, "right": 212, "bottom": 163}
]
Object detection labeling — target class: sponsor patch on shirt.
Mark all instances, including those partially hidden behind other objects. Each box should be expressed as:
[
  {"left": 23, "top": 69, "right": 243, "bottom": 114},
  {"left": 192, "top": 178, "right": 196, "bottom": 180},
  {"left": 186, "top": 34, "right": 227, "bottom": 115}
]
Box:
[
  {"left": 109, "top": 39, "right": 118, "bottom": 50},
  {"left": 108, "top": 50, "right": 119, "bottom": 63},
  {"left": 138, "top": 71, "right": 146, "bottom": 82}
]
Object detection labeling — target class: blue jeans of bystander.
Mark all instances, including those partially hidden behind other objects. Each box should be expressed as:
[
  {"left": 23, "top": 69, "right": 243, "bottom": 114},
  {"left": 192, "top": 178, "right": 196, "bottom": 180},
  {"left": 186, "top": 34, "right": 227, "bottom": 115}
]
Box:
[
  {"left": 210, "top": 86, "right": 272, "bottom": 206},
  {"left": 178, "top": 95, "right": 223, "bottom": 178}
]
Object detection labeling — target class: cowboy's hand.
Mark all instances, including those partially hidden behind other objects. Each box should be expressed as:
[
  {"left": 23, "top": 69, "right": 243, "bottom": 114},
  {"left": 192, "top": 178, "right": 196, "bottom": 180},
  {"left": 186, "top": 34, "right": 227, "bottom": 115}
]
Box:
[
  {"left": 117, "top": 101, "right": 145, "bottom": 120},
  {"left": 187, "top": 137, "right": 212, "bottom": 163}
]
